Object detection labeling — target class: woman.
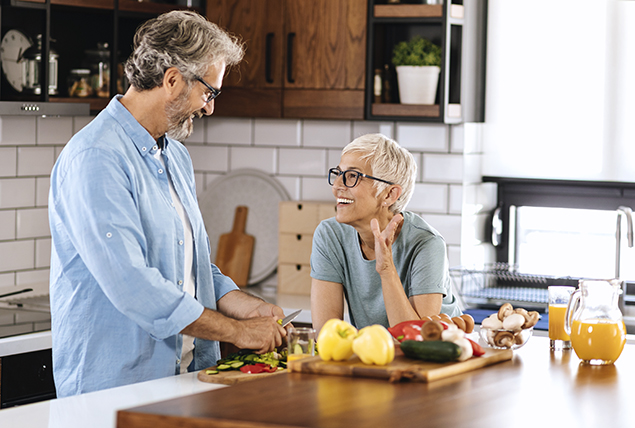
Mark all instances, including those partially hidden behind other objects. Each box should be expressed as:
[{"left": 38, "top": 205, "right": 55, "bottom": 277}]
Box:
[{"left": 310, "top": 133, "right": 461, "bottom": 333}]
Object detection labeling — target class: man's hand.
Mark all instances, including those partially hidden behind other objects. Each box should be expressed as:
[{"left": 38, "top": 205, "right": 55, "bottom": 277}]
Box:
[{"left": 232, "top": 316, "right": 286, "bottom": 354}]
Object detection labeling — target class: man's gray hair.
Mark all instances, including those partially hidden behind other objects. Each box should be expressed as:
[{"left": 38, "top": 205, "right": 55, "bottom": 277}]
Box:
[
  {"left": 124, "top": 10, "right": 244, "bottom": 90},
  {"left": 342, "top": 133, "right": 417, "bottom": 214}
]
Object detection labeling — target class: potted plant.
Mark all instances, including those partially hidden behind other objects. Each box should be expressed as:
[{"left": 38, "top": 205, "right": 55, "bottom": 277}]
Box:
[{"left": 391, "top": 36, "right": 442, "bottom": 105}]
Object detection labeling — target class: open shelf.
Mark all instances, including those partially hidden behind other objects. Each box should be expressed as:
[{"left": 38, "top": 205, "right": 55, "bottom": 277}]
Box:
[
  {"left": 371, "top": 103, "right": 440, "bottom": 117},
  {"left": 374, "top": 5, "right": 443, "bottom": 19}
]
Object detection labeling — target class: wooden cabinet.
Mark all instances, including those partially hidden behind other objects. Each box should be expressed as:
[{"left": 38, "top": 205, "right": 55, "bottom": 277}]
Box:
[
  {"left": 0, "top": 0, "right": 204, "bottom": 113},
  {"left": 365, "top": 1, "right": 486, "bottom": 123},
  {"left": 207, "top": 0, "right": 367, "bottom": 120}
]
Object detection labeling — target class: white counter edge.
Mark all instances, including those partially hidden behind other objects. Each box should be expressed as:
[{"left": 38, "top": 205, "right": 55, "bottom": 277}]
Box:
[{"left": 0, "top": 330, "right": 52, "bottom": 357}]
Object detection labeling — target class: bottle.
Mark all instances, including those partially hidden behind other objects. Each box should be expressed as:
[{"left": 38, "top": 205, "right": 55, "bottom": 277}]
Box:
[
  {"left": 382, "top": 64, "right": 391, "bottom": 103},
  {"left": 373, "top": 68, "right": 382, "bottom": 103}
]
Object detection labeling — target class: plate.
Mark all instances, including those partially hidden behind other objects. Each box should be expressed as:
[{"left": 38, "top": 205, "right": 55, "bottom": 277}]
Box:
[{"left": 199, "top": 169, "right": 290, "bottom": 285}]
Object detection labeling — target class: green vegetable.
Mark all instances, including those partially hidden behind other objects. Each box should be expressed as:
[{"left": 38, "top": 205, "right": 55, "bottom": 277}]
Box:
[
  {"left": 391, "top": 36, "right": 442, "bottom": 67},
  {"left": 216, "top": 364, "right": 232, "bottom": 371},
  {"left": 400, "top": 340, "right": 462, "bottom": 363},
  {"left": 205, "top": 369, "right": 218, "bottom": 375}
]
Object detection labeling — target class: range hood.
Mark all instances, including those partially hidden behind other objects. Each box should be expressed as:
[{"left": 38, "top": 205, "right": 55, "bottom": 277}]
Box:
[{"left": 0, "top": 101, "right": 89, "bottom": 116}]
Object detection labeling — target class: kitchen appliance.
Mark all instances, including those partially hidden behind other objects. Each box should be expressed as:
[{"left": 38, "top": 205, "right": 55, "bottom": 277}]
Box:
[{"left": 20, "top": 34, "right": 58, "bottom": 95}]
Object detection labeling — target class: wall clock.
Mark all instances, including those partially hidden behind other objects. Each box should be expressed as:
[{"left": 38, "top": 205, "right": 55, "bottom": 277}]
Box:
[{"left": 1, "top": 29, "right": 33, "bottom": 93}]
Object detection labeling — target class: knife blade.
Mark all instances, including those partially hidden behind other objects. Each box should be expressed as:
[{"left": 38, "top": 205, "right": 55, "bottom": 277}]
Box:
[{"left": 278, "top": 309, "right": 302, "bottom": 327}]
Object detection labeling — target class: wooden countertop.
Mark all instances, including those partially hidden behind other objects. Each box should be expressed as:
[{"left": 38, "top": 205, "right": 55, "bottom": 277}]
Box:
[{"left": 116, "top": 336, "right": 635, "bottom": 427}]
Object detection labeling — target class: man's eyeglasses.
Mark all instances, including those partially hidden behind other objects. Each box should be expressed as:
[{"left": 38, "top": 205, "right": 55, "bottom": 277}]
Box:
[
  {"left": 194, "top": 75, "right": 221, "bottom": 104},
  {"left": 328, "top": 168, "right": 394, "bottom": 188}
]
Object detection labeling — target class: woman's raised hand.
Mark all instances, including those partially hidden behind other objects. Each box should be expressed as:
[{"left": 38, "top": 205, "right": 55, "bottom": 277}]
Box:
[{"left": 370, "top": 214, "right": 403, "bottom": 275}]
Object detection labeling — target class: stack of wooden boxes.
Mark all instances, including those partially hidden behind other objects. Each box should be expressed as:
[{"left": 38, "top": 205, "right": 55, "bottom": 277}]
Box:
[{"left": 278, "top": 201, "right": 336, "bottom": 295}]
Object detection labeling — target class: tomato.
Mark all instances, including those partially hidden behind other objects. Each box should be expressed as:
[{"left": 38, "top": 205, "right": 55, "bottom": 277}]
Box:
[{"left": 240, "top": 364, "right": 265, "bottom": 374}]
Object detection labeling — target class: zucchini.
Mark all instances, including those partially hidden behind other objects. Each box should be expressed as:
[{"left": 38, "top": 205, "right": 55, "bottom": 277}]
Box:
[
  {"left": 400, "top": 340, "right": 462, "bottom": 363},
  {"left": 205, "top": 369, "right": 219, "bottom": 375},
  {"left": 216, "top": 364, "right": 232, "bottom": 371},
  {"left": 230, "top": 361, "right": 245, "bottom": 369}
]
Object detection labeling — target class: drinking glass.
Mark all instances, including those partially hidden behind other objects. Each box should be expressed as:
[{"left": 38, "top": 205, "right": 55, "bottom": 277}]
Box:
[
  {"left": 287, "top": 327, "right": 316, "bottom": 365},
  {"left": 548, "top": 286, "right": 575, "bottom": 350}
]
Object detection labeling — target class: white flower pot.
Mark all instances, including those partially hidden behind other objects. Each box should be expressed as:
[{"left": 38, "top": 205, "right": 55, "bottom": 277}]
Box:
[{"left": 395, "top": 65, "right": 441, "bottom": 105}]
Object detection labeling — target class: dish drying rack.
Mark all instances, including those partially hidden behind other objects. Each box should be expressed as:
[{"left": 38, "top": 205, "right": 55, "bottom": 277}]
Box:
[{"left": 450, "top": 263, "right": 575, "bottom": 310}]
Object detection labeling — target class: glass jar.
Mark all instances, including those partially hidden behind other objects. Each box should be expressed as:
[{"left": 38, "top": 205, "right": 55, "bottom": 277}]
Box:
[
  {"left": 84, "top": 42, "right": 110, "bottom": 98},
  {"left": 67, "top": 69, "right": 93, "bottom": 98}
]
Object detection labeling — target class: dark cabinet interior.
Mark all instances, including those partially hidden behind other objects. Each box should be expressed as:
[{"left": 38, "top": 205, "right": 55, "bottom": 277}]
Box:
[
  {"left": 365, "top": 0, "right": 486, "bottom": 123},
  {"left": 0, "top": 0, "right": 205, "bottom": 113},
  {"left": 0, "top": 348, "right": 55, "bottom": 408}
]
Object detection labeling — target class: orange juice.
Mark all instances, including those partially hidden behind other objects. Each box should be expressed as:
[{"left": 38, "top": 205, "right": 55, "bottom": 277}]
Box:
[
  {"left": 570, "top": 319, "right": 626, "bottom": 364},
  {"left": 548, "top": 304, "right": 570, "bottom": 341}
]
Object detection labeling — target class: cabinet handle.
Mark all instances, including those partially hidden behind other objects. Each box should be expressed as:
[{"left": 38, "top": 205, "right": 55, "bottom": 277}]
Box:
[
  {"left": 287, "top": 32, "right": 295, "bottom": 83},
  {"left": 265, "top": 33, "right": 274, "bottom": 83}
]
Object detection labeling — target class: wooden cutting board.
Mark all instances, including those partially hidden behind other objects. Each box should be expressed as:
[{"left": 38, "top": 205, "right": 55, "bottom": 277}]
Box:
[
  {"left": 287, "top": 347, "right": 513, "bottom": 383},
  {"left": 214, "top": 206, "right": 254, "bottom": 287},
  {"left": 197, "top": 366, "right": 285, "bottom": 385}
]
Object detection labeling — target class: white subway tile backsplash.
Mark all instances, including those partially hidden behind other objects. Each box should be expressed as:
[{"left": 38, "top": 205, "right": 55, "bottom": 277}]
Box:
[
  {"left": 352, "top": 121, "right": 393, "bottom": 139},
  {"left": 16, "top": 269, "right": 49, "bottom": 288},
  {"left": 0, "top": 310, "right": 15, "bottom": 325},
  {"left": 203, "top": 172, "right": 224, "bottom": 190},
  {"left": 420, "top": 213, "right": 462, "bottom": 246},
  {"left": 206, "top": 117, "right": 252, "bottom": 145},
  {"left": 36, "top": 238, "right": 51, "bottom": 269},
  {"left": 0, "top": 240, "right": 34, "bottom": 272},
  {"left": 0, "top": 273, "right": 14, "bottom": 287},
  {"left": 278, "top": 148, "right": 326, "bottom": 175},
  {"left": 302, "top": 120, "right": 351, "bottom": 148},
  {"left": 0, "top": 210, "right": 15, "bottom": 240},
  {"left": 463, "top": 153, "right": 483, "bottom": 184},
  {"left": 422, "top": 154, "right": 463, "bottom": 183},
  {"left": 37, "top": 117, "right": 73, "bottom": 145},
  {"left": 274, "top": 176, "right": 299, "bottom": 200},
  {"left": 254, "top": 119, "right": 301, "bottom": 146},
  {"left": 194, "top": 172, "right": 205, "bottom": 196},
  {"left": 184, "top": 117, "right": 205, "bottom": 144},
  {"left": 15, "top": 310, "right": 51, "bottom": 324},
  {"left": 396, "top": 123, "right": 448, "bottom": 152},
  {"left": 300, "top": 177, "right": 333, "bottom": 201},
  {"left": 408, "top": 183, "right": 448, "bottom": 213},
  {"left": 328, "top": 149, "right": 342, "bottom": 169},
  {"left": 36, "top": 177, "right": 50, "bottom": 206},
  {"left": 17, "top": 147, "right": 55, "bottom": 176},
  {"left": 0, "top": 178, "right": 36, "bottom": 208},
  {"left": 449, "top": 184, "right": 463, "bottom": 214},
  {"left": 0, "top": 324, "right": 34, "bottom": 337},
  {"left": 0, "top": 147, "right": 16, "bottom": 177},
  {"left": 0, "top": 117, "right": 36, "bottom": 146},
  {"left": 17, "top": 208, "right": 50, "bottom": 239},
  {"left": 447, "top": 244, "right": 462, "bottom": 270},
  {"left": 73, "top": 116, "right": 94, "bottom": 134},
  {"left": 186, "top": 145, "right": 228, "bottom": 172},
  {"left": 450, "top": 124, "right": 464, "bottom": 154},
  {"left": 462, "top": 122, "right": 484, "bottom": 154},
  {"left": 230, "top": 147, "right": 276, "bottom": 174}
]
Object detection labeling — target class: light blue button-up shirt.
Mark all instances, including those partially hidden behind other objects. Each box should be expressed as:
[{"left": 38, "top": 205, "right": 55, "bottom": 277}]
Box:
[{"left": 49, "top": 96, "right": 238, "bottom": 397}]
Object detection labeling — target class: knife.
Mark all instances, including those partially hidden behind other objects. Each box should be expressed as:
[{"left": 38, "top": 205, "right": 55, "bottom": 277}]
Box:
[{"left": 278, "top": 309, "right": 302, "bottom": 327}]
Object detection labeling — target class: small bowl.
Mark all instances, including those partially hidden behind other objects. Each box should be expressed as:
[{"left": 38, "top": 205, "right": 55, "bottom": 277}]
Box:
[{"left": 479, "top": 326, "right": 533, "bottom": 350}]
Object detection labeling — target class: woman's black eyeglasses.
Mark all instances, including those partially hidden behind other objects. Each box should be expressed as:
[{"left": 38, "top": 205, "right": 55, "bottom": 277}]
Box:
[
  {"left": 328, "top": 168, "right": 394, "bottom": 188},
  {"left": 195, "top": 75, "right": 221, "bottom": 103}
]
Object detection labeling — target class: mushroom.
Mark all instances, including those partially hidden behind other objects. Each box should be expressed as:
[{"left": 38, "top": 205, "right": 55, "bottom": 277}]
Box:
[
  {"left": 460, "top": 314, "right": 475, "bottom": 333},
  {"left": 497, "top": 303, "right": 514, "bottom": 321},
  {"left": 455, "top": 337, "right": 474, "bottom": 361},
  {"left": 422, "top": 320, "right": 444, "bottom": 341},
  {"left": 524, "top": 311, "right": 540, "bottom": 328},
  {"left": 452, "top": 316, "right": 467, "bottom": 332},
  {"left": 493, "top": 330, "right": 515, "bottom": 348},
  {"left": 442, "top": 326, "right": 464, "bottom": 343},
  {"left": 482, "top": 313, "right": 504, "bottom": 329},
  {"left": 502, "top": 313, "right": 526, "bottom": 332},
  {"left": 514, "top": 332, "right": 526, "bottom": 346}
]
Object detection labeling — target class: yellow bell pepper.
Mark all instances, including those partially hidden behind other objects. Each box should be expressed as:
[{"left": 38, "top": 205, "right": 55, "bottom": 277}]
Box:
[
  {"left": 317, "top": 319, "right": 358, "bottom": 361},
  {"left": 352, "top": 325, "right": 395, "bottom": 366}
]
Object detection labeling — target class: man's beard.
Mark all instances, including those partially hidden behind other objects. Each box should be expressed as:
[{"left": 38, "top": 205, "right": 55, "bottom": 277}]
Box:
[{"left": 165, "top": 87, "right": 203, "bottom": 141}]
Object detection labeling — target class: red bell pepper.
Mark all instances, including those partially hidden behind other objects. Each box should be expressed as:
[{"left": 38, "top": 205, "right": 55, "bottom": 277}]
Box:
[
  {"left": 388, "top": 320, "right": 427, "bottom": 342},
  {"left": 240, "top": 363, "right": 278, "bottom": 374},
  {"left": 467, "top": 338, "right": 485, "bottom": 357}
]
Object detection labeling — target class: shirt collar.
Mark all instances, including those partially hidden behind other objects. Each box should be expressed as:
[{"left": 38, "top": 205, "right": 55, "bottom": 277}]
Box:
[{"left": 107, "top": 95, "right": 169, "bottom": 156}]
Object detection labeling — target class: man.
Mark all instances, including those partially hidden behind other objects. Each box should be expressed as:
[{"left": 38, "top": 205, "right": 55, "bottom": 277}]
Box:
[{"left": 48, "top": 11, "right": 286, "bottom": 397}]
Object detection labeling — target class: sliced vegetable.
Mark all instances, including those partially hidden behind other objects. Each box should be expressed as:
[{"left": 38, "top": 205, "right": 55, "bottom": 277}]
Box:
[
  {"left": 402, "top": 324, "right": 423, "bottom": 342},
  {"left": 205, "top": 369, "right": 218, "bottom": 375},
  {"left": 352, "top": 325, "right": 395, "bottom": 366},
  {"left": 388, "top": 319, "right": 426, "bottom": 341},
  {"left": 240, "top": 364, "right": 265, "bottom": 374}
]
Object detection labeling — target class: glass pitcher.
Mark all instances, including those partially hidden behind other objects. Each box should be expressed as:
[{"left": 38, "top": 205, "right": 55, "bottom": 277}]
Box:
[{"left": 564, "top": 279, "right": 627, "bottom": 365}]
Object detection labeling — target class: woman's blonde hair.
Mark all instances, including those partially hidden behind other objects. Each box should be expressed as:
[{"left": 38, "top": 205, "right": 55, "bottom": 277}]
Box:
[{"left": 342, "top": 133, "right": 416, "bottom": 214}]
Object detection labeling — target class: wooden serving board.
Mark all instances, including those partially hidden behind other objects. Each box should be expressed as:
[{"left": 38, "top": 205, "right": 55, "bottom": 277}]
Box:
[
  {"left": 197, "top": 366, "right": 285, "bottom": 385},
  {"left": 287, "top": 347, "right": 513, "bottom": 383}
]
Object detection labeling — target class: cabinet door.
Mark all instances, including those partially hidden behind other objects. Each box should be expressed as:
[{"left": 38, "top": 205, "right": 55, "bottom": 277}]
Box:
[
  {"left": 283, "top": 0, "right": 366, "bottom": 119},
  {"left": 208, "top": 0, "right": 284, "bottom": 117}
]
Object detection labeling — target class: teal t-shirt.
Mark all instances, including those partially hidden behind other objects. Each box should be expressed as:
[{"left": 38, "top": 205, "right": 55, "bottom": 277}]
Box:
[{"left": 310, "top": 211, "right": 461, "bottom": 329}]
